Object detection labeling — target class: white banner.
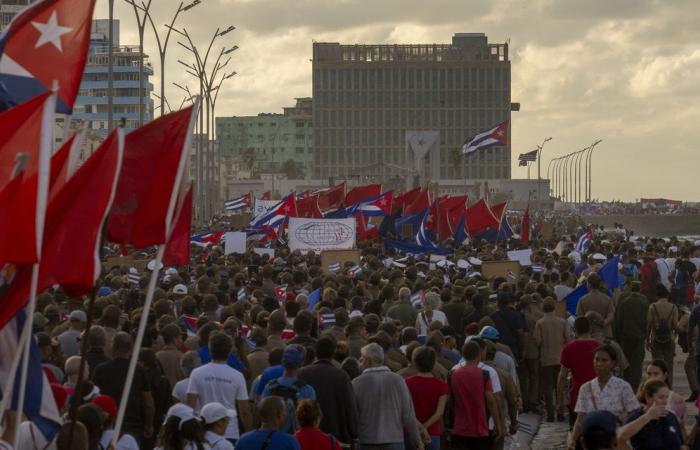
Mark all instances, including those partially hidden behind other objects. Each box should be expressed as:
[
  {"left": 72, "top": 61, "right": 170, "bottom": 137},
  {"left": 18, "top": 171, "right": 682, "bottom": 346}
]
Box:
[
  {"left": 224, "top": 231, "right": 247, "bottom": 255},
  {"left": 507, "top": 249, "right": 533, "bottom": 266},
  {"left": 288, "top": 217, "right": 356, "bottom": 253},
  {"left": 254, "top": 199, "right": 278, "bottom": 218}
]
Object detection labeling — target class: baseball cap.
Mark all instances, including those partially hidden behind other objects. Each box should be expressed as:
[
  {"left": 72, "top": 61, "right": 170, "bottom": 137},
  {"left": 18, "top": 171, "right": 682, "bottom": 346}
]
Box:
[
  {"left": 200, "top": 402, "right": 236, "bottom": 424},
  {"left": 92, "top": 395, "right": 117, "bottom": 420},
  {"left": 172, "top": 284, "right": 188, "bottom": 295},
  {"left": 581, "top": 410, "right": 619, "bottom": 436},
  {"left": 479, "top": 325, "right": 500, "bottom": 341},
  {"left": 282, "top": 344, "right": 305, "bottom": 368},
  {"left": 97, "top": 286, "right": 112, "bottom": 297},
  {"left": 70, "top": 310, "right": 87, "bottom": 322},
  {"left": 164, "top": 403, "right": 198, "bottom": 430}
]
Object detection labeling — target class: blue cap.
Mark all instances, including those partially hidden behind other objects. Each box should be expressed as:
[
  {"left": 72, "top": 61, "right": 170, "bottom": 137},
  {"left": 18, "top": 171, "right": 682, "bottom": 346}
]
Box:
[
  {"left": 97, "top": 286, "right": 112, "bottom": 297},
  {"left": 479, "top": 325, "right": 500, "bottom": 341},
  {"left": 581, "top": 410, "right": 618, "bottom": 436},
  {"left": 282, "top": 345, "right": 305, "bottom": 367}
]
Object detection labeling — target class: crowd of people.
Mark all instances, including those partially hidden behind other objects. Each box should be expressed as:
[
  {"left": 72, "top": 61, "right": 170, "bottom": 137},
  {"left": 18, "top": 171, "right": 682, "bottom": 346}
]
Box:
[{"left": 1, "top": 222, "right": 700, "bottom": 450}]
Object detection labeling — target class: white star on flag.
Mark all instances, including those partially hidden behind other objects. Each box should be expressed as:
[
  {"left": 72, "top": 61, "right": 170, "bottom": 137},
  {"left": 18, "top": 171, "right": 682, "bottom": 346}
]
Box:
[{"left": 32, "top": 11, "right": 72, "bottom": 52}]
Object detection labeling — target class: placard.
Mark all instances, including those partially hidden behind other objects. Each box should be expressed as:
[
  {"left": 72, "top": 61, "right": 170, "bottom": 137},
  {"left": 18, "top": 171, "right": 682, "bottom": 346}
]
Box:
[
  {"left": 507, "top": 249, "right": 532, "bottom": 266},
  {"left": 289, "top": 217, "right": 356, "bottom": 253},
  {"left": 224, "top": 231, "right": 247, "bottom": 255},
  {"left": 321, "top": 249, "right": 361, "bottom": 274},
  {"left": 105, "top": 256, "right": 149, "bottom": 271},
  {"left": 229, "top": 213, "right": 252, "bottom": 229},
  {"left": 540, "top": 222, "right": 555, "bottom": 240},
  {"left": 480, "top": 260, "right": 521, "bottom": 280}
]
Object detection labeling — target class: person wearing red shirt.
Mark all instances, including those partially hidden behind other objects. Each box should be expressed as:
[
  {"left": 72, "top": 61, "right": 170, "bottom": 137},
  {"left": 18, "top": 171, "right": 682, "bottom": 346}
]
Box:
[
  {"left": 448, "top": 341, "right": 501, "bottom": 450},
  {"left": 557, "top": 316, "right": 599, "bottom": 427},
  {"left": 295, "top": 400, "right": 341, "bottom": 450},
  {"left": 405, "top": 347, "right": 449, "bottom": 450}
]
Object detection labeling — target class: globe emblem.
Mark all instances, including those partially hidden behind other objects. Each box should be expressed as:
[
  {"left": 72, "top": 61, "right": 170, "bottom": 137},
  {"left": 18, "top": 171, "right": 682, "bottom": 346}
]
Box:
[{"left": 295, "top": 222, "right": 354, "bottom": 246}]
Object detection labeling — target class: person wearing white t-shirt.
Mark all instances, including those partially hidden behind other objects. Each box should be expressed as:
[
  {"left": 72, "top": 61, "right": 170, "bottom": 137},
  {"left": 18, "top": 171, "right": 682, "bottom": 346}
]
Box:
[
  {"left": 415, "top": 292, "right": 448, "bottom": 335},
  {"left": 172, "top": 351, "right": 200, "bottom": 403},
  {"left": 187, "top": 332, "right": 252, "bottom": 441},
  {"left": 201, "top": 402, "right": 235, "bottom": 450}
]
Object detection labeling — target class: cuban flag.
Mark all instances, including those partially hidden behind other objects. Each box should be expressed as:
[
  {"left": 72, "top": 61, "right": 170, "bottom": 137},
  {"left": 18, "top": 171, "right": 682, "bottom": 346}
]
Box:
[
  {"left": 349, "top": 191, "right": 394, "bottom": 217},
  {"left": 328, "top": 262, "right": 341, "bottom": 273},
  {"left": 237, "top": 287, "right": 246, "bottom": 302},
  {"left": 180, "top": 314, "right": 198, "bottom": 336},
  {"left": 0, "top": 311, "right": 61, "bottom": 441},
  {"left": 416, "top": 209, "right": 439, "bottom": 249},
  {"left": 411, "top": 291, "right": 425, "bottom": 308},
  {"left": 191, "top": 231, "right": 224, "bottom": 247},
  {"left": 462, "top": 120, "right": 509, "bottom": 155},
  {"left": 0, "top": 0, "right": 96, "bottom": 112},
  {"left": 224, "top": 194, "right": 252, "bottom": 211},
  {"left": 348, "top": 265, "right": 363, "bottom": 278},
  {"left": 250, "top": 193, "right": 297, "bottom": 229},
  {"left": 319, "top": 313, "right": 336, "bottom": 328},
  {"left": 275, "top": 284, "right": 288, "bottom": 300},
  {"left": 306, "top": 287, "right": 321, "bottom": 311},
  {"left": 576, "top": 230, "right": 593, "bottom": 253}
]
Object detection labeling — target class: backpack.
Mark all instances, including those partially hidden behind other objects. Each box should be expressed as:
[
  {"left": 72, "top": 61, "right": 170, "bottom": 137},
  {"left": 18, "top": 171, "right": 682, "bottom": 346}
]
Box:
[
  {"left": 266, "top": 378, "right": 307, "bottom": 432},
  {"left": 653, "top": 304, "right": 676, "bottom": 344}
]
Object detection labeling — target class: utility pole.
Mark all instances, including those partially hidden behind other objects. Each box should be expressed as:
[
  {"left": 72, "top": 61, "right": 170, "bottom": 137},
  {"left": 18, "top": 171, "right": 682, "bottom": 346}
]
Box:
[
  {"left": 108, "top": 0, "right": 114, "bottom": 131},
  {"left": 536, "top": 136, "right": 552, "bottom": 207}
]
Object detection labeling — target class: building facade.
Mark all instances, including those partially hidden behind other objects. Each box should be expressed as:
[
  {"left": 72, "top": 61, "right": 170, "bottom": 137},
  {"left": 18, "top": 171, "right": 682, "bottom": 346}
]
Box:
[
  {"left": 312, "top": 33, "right": 512, "bottom": 184},
  {"left": 216, "top": 97, "right": 313, "bottom": 182},
  {"left": 72, "top": 20, "right": 154, "bottom": 136},
  {"left": 0, "top": 0, "right": 30, "bottom": 32}
]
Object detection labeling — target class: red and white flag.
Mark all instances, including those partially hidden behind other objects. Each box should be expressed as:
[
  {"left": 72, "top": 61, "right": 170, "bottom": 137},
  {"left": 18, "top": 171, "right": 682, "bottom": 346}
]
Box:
[{"left": 164, "top": 184, "right": 193, "bottom": 266}]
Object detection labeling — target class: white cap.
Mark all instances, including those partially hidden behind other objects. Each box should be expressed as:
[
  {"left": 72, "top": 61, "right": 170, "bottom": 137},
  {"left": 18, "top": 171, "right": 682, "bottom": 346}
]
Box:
[
  {"left": 695, "top": 240, "right": 700, "bottom": 247},
  {"left": 457, "top": 259, "right": 469, "bottom": 269},
  {"left": 172, "top": 284, "right": 188, "bottom": 295},
  {"left": 147, "top": 259, "right": 164, "bottom": 271},
  {"left": 669, "top": 246, "right": 678, "bottom": 254},
  {"left": 164, "top": 404, "right": 197, "bottom": 429},
  {"left": 592, "top": 253, "right": 606, "bottom": 261},
  {"left": 165, "top": 267, "right": 178, "bottom": 275},
  {"left": 468, "top": 257, "right": 482, "bottom": 266},
  {"left": 200, "top": 402, "right": 236, "bottom": 424}
]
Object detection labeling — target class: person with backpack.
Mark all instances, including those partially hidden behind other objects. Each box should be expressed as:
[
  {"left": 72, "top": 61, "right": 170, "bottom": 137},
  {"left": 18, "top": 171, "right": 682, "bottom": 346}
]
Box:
[
  {"left": 261, "top": 345, "right": 316, "bottom": 434},
  {"left": 236, "top": 396, "right": 300, "bottom": 450},
  {"left": 646, "top": 284, "right": 679, "bottom": 387}
]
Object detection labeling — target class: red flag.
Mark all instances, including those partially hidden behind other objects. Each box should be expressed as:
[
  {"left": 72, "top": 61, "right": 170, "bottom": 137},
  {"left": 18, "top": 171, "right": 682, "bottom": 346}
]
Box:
[
  {"left": 0, "top": 128, "right": 124, "bottom": 327},
  {"left": 520, "top": 208, "right": 530, "bottom": 245},
  {"left": 296, "top": 195, "right": 323, "bottom": 219},
  {"left": 437, "top": 195, "right": 468, "bottom": 239},
  {"left": 465, "top": 198, "right": 500, "bottom": 236},
  {"left": 393, "top": 186, "right": 422, "bottom": 212},
  {"left": 49, "top": 131, "right": 83, "bottom": 200},
  {"left": 345, "top": 183, "right": 381, "bottom": 206},
  {"left": 490, "top": 202, "right": 507, "bottom": 221},
  {"left": 0, "top": 92, "right": 54, "bottom": 263},
  {"left": 261, "top": 191, "right": 271, "bottom": 200},
  {"left": 164, "top": 184, "right": 193, "bottom": 266},
  {"left": 403, "top": 188, "right": 431, "bottom": 216},
  {"left": 355, "top": 211, "right": 378, "bottom": 242},
  {"left": 0, "top": 0, "right": 97, "bottom": 113},
  {"left": 107, "top": 104, "right": 198, "bottom": 248},
  {"left": 317, "top": 182, "right": 345, "bottom": 211}
]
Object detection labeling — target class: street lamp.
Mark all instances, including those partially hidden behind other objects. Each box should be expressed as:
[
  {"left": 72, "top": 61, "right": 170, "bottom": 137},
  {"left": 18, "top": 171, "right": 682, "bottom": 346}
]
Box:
[
  {"left": 536, "top": 136, "right": 552, "bottom": 205},
  {"left": 585, "top": 139, "right": 602, "bottom": 202}
]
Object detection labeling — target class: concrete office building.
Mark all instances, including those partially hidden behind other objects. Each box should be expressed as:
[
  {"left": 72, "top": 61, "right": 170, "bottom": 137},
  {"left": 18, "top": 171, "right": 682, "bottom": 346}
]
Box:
[
  {"left": 0, "top": 0, "right": 30, "bottom": 32},
  {"left": 72, "top": 19, "right": 154, "bottom": 136},
  {"left": 312, "top": 33, "right": 513, "bottom": 186}
]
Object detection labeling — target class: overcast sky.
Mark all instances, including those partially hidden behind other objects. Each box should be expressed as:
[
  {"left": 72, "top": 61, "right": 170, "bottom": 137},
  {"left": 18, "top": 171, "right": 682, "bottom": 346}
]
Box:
[{"left": 96, "top": 0, "right": 700, "bottom": 202}]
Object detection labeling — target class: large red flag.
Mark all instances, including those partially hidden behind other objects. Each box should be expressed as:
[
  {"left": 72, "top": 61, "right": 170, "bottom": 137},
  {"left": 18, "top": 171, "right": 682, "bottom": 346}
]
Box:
[
  {"left": 107, "top": 104, "right": 198, "bottom": 248},
  {"left": 164, "top": 184, "right": 193, "bottom": 266},
  {"left": 260, "top": 191, "right": 271, "bottom": 200},
  {"left": 465, "top": 198, "right": 500, "bottom": 236},
  {"left": 297, "top": 195, "right": 323, "bottom": 219},
  {"left": 0, "top": 128, "right": 124, "bottom": 327},
  {"left": 403, "top": 188, "right": 431, "bottom": 216},
  {"left": 0, "top": 0, "right": 96, "bottom": 113},
  {"left": 520, "top": 208, "right": 530, "bottom": 245},
  {"left": 490, "top": 202, "right": 507, "bottom": 221},
  {"left": 317, "top": 182, "right": 345, "bottom": 211},
  {"left": 345, "top": 183, "right": 381, "bottom": 206},
  {"left": 393, "top": 186, "right": 421, "bottom": 212},
  {"left": 437, "top": 195, "right": 467, "bottom": 239},
  {"left": 49, "top": 131, "right": 83, "bottom": 200},
  {"left": 0, "top": 92, "right": 54, "bottom": 263}
]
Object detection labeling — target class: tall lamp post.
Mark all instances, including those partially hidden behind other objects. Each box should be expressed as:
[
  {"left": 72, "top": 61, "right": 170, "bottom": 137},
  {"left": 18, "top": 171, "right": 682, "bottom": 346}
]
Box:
[
  {"left": 108, "top": 0, "right": 114, "bottom": 131},
  {"left": 536, "top": 136, "right": 552, "bottom": 206}
]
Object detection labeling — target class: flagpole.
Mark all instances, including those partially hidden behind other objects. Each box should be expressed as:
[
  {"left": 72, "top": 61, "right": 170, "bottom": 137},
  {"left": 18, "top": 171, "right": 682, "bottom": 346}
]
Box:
[
  {"left": 13, "top": 264, "right": 41, "bottom": 447},
  {"left": 0, "top": 312, "right": 32, "bottom": 435}
]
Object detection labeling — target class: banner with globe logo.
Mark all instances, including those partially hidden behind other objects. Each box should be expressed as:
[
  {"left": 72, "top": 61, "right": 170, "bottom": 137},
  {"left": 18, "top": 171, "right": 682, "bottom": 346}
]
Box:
[{"left": 288, "top": 218, "right": 356, "bottom": 253}]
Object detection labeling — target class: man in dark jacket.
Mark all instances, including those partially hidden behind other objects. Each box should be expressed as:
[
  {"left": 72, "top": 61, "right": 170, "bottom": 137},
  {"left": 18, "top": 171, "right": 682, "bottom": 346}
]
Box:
[{"left": 298, "top": 336, "right": 358, "bottom": 445}]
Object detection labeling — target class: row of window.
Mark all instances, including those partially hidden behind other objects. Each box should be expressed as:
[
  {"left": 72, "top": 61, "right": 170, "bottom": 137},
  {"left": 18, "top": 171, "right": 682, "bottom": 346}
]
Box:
[
  {"left": 82, "top": 73, "right": 149, "bottom": 82},
  {"left": 314, "top": 146, "right": 508, "bottom": 165},
  {"left": 313, "top": 109, "right": 508, "bottom": 129},
  {"left": 314, "top": 164, "right": 510, "bottom": 180},
  {"left": 78, "top": 88, "right": 149, "bottom": 97},
  {"left": 217, "top": 120, "right": 309, "bottom": 129},
  {"left": 312, "top": 67, "right": 510, "bottom": 91},
  {"left": 313, "top": 89, "right": 509, "bottom": 109},
  {"left": 314, "top": 127, "right": 507, "bottom": 148}
]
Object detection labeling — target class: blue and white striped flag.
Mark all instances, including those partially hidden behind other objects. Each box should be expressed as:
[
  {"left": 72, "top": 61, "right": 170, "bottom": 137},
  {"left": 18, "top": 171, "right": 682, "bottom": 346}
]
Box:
[
  {"left": 411, "top": 291, "right": 425, "bottom": 308},
  {"left": 462, "top": 120, "right": 509, "bottom": 155},
  {"left": 237, "top": 287, "right": 246, "bottom": 302},
  {"left": 224, "top": 194, "right": 252, "bottom": 211},
  {"left": 576, "top": 230, "right": 593, "bottom": 253},
  {"left": 328, "top": 262, "right": 341, "bottom": 273},
  {"left": 348, "top": 265, "right": 363, "bottom": 278}
]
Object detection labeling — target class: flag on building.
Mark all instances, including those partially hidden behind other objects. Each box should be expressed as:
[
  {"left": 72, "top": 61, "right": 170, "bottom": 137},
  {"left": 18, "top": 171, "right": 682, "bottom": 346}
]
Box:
[
  {"left": 462, "top": 120, "right": 509, "bottom": 155},
  {"left": 518, "top": 149, "right": 538, "bottom": 163},
  {"left": 224, "top": 194, "right": 252, "bottom": 211},
  {"left": 0, "top": 0, "right": 96, "bottom": 112}
]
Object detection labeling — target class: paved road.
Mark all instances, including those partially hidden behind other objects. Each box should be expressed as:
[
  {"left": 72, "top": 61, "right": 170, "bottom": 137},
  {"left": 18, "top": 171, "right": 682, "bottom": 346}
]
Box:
[{"left": 528, "top": 346, "right": 697, "bottom": 450}]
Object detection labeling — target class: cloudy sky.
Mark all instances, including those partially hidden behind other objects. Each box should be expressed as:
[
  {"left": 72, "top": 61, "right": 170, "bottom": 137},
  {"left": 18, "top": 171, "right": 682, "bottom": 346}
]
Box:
[{"left": 96, "top": 0, "right": 700, "bottom": 202}]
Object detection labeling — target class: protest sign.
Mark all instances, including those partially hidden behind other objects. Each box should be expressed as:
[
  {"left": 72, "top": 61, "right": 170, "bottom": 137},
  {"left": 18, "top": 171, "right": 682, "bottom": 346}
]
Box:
[
  {"left": 224, "top": 231, "right": 247, "bottom": 255},
  {"left": 507, "top": 249, "right": 533, "bottom": 266},
  {"left": 321, "top": 249, "right": 361, "bottom": 274},
  {"left": 253, "top": 248, "right": 275, "bottom": 258},
  {"left": 481, "top": 260, "right": 521, "bottom": 280},
  {"left": 289, "top": 217, "right": 356, "bottom": 253},
  {"left": 254, "top": 199, "right": 278, "bottom": 218}
]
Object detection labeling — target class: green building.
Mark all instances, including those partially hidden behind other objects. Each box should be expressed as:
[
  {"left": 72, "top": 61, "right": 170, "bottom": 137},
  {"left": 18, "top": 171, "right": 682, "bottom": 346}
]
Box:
[{"left": 216, "top": 97, "right": 313, "bottom": 180}]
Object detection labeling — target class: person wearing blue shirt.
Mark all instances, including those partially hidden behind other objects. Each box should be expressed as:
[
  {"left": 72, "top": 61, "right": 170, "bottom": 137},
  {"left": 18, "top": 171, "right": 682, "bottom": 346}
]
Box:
[{"left": 236, "top": 396, "right": 300, "bottom": 450}]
